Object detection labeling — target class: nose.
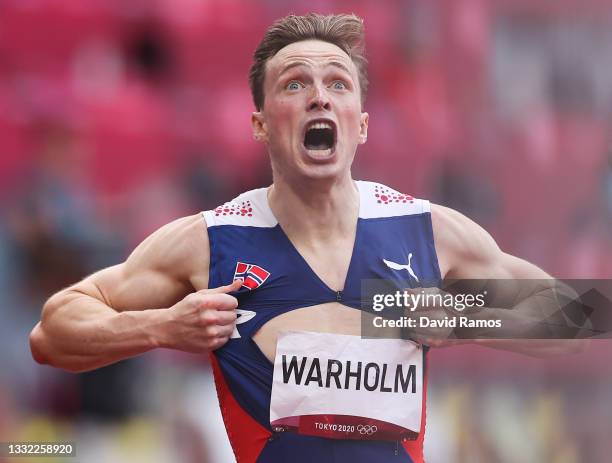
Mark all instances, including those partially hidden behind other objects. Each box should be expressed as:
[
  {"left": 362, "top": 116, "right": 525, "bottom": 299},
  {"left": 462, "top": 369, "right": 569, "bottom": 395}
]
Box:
[{"left": 307, "top": 84, "right": 331, "bottom": 112}]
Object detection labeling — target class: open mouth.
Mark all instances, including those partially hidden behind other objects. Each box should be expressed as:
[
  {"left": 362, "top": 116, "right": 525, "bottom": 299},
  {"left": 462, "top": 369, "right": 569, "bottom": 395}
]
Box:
[{"left": 303, "top": 120, "right": 336, "bottom": 154}]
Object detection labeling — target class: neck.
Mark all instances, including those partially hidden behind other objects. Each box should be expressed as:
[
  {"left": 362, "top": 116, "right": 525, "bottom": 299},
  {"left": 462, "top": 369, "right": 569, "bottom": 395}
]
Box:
[{"left": 268, "top": 174, "right": 359, "bottom": 243}]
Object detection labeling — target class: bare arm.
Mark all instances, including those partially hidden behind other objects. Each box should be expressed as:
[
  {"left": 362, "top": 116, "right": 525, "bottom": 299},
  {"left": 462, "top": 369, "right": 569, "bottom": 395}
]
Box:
[
  {"left": 431, "top": 204, "right": 588, "bottom": 356},
  {"left": 29, "top": 214, "right": 240, "bottom": 372}
]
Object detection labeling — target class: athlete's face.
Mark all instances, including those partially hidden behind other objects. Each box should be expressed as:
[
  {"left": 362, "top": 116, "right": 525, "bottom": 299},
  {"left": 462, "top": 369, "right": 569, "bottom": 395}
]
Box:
[{"left": 252, "top": 40, "right": 368, "bottom": 182}]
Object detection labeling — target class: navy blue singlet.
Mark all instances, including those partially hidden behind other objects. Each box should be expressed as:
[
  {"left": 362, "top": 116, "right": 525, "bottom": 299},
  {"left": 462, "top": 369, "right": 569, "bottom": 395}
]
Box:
[{"left": 202, "top": 181, "right": 441, "bottom": 463}]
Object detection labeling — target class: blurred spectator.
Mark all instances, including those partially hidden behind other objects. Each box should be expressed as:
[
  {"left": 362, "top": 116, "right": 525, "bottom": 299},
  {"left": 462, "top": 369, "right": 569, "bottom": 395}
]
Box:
[{"left": 430, "top": 158, "right": 501, "bottom": 225}]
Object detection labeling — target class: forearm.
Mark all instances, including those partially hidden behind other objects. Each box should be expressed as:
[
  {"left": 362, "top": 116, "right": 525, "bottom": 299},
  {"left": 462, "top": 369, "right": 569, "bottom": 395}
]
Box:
[
  {"left": 454, "top": 284, "right": 591, "bottom": 355},
  {"left": 458, "top": 304, "right": 590, "bottom": 356},
  {"left": 30, "top": 291, "right": 169, "bottom": 373}
]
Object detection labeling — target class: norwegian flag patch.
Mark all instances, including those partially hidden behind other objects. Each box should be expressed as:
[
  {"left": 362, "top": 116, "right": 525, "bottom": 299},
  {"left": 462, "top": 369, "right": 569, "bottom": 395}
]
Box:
[{"left": 234, "top": 262, "right": 270, "bottom": 290}]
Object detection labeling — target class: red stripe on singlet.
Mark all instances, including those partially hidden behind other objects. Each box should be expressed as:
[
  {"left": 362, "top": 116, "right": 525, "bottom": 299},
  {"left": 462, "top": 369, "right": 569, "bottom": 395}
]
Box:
[
  {"left": 402, "top": 354, "right": 428, "bottom": 463},
  {"left": 210, "top": 354, "right": 272, "bottom": 463}
]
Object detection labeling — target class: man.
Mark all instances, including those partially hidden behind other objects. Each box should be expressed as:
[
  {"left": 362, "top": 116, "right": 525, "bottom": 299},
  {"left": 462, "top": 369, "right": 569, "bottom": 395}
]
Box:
[{"left": 29, "top": 13, "right": 584, "bottom": 463}]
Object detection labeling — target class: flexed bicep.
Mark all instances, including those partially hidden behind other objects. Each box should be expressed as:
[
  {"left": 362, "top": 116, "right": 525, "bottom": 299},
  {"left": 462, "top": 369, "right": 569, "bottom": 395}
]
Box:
[
  {"left": 83, "top": 214, "right": 210, "bottom": 312},
  {"left": 31, "top": 213, "right": 212, "bottom": 372}
]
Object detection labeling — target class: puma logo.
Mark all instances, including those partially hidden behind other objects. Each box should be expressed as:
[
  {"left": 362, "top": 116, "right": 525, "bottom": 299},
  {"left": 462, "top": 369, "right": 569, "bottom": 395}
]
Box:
[{"left": 383, "top": 254, "right": 419, "bottom": 282}]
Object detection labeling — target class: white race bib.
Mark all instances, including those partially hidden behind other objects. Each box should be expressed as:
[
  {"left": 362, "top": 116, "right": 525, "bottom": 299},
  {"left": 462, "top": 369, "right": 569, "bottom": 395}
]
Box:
[{"left": 270, "top": 331, "right": 423, "bottom": 441}]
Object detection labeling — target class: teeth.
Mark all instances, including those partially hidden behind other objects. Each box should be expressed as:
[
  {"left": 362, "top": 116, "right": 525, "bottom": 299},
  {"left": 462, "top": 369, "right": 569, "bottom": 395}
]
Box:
[
  {"left": 305, "top": 148, "right": 333, "bottom": 157},
  {"left": 307, "top": 121, "right": 333, "bottom": 130}
]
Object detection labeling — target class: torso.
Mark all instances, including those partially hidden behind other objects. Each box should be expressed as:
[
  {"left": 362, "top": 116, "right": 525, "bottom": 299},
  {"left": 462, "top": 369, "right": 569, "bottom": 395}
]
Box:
[
  {"left": 201, "top": 181, "right": 440, "bottom": 462},
  {"left": 197, "top": 193, "right": 449, "bottom": 364},
  {"left": 200, "top": 182, "right": 441, "bottom": 359},
  {"left": 250, "top": 210, "right": 360, "bottom": 362},
  {"left": 254, "top": 302, "right": 369, "bottom": 362}
]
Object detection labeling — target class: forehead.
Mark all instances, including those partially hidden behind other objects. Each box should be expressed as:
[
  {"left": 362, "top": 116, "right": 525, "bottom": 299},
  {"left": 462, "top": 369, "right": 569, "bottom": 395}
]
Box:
[{"left": 265, "top": 39, "right": 357, "bottom": 79}]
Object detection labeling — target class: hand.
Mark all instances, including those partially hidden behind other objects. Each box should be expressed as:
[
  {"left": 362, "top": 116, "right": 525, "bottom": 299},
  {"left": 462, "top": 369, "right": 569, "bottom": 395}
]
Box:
[
  {"left": 160, "top": 279, "right": 242, "bottom": 353},
  {"left": 402, "top": 287, "right": 464, "bottom": 348}
]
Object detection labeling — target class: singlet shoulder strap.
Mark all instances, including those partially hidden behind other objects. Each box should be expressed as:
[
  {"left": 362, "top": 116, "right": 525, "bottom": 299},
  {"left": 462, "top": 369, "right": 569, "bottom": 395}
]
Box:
[
  {"left": 357, "top": 180, "right": 430, "bottom": 219},
  {"left": 203, "top": 187, "right": 278, "bottom": 228}
]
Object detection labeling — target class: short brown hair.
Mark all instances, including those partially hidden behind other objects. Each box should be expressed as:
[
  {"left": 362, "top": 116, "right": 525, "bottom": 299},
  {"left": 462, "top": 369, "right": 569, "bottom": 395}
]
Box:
[{"left": 249, "top": 13, "right": 368, "bottom": 111}]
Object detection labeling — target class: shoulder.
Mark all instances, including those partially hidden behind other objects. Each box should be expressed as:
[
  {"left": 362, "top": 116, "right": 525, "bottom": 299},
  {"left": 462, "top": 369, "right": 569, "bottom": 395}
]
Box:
[
  {"left": 430, "top": 204, "right": 501, "bottom": 278},
  {"left": 139, "top": 213, "right": 209, "bottom": 260},
  {"left": 125, "top": 213, "right": 210, "bottom": 287},
  {"left": 431, "top": 204, "right": 552, "bottom": 279}
]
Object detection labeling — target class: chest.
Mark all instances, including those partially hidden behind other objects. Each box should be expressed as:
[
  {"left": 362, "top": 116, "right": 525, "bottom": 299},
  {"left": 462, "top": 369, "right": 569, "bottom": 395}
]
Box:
[
  {"left": 207, "top": 214, "right": 440, "bottom": 345},
  {"left": 290, "top": 234, "right": 356, "bottom": 292}
]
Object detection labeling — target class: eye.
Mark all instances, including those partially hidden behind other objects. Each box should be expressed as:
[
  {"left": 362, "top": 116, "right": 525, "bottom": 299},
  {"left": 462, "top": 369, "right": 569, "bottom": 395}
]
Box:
[
  {"left": 331, "top": 81, "right": 347, "bottom": 90},
  {"left": 286, "top": 81, "right": 303, "bottom": 91}
]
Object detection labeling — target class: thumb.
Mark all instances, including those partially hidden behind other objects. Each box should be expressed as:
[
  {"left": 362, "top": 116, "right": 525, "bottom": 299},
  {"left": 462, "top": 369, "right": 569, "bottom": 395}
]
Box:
[{"left": 198, "top": 278, "right": 243, "bottom": 295}]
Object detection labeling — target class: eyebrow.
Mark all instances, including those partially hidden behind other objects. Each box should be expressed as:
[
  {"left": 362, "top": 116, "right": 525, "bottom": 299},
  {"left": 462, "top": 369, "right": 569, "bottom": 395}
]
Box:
[{"left": 278, "top": 60, "right": 353, "bottom": 77}]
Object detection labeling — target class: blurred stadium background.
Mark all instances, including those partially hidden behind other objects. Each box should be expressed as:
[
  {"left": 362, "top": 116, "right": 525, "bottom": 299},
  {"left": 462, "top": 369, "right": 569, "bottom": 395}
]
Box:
[{"left": 1, "top": 0, "right": 611, "bottom": 462}]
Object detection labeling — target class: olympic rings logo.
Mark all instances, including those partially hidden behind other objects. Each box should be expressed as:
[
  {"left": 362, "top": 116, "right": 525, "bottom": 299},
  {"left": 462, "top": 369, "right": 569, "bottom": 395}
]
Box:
[{"left": 356, "top": 424, "right": 378, "bottom": 435}]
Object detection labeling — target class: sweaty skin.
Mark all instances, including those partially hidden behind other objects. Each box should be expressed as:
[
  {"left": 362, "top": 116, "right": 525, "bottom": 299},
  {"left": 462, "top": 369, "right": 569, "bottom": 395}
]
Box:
[{"left": 30, "top": 40, "right": 580, "bottom": 373}]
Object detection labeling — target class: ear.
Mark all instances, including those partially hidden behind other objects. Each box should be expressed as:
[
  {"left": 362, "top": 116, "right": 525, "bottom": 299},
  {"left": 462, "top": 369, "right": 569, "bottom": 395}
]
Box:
[
  {"left": 358, "top": 112, "right": 369, "bottom": 144},
  {"left": 251, "top": 111, "right": 268, "bottom": 143}
]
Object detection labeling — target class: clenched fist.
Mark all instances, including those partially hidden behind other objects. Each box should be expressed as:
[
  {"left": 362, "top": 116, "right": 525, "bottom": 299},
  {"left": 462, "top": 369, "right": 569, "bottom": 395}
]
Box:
[{"left": 160, "top": 279, "right": 242, "bottom": 353}]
